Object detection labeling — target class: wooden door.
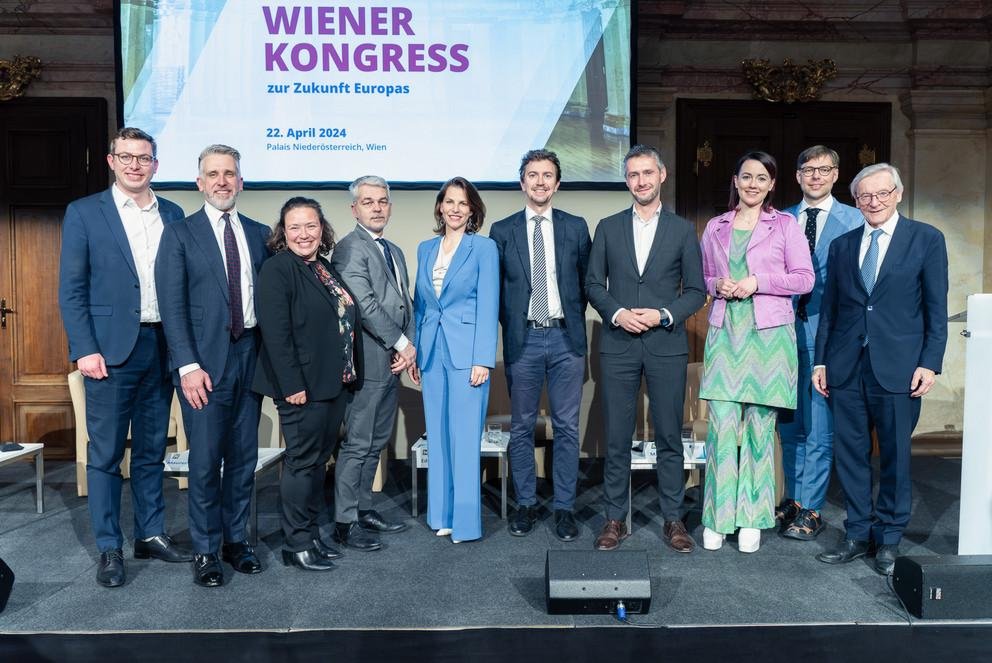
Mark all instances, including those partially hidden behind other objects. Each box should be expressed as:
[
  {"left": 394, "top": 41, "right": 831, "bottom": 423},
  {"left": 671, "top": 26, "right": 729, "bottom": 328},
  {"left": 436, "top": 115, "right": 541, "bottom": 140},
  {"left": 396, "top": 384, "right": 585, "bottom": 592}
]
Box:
[
  {"left": 0, "top": 98, "right": 107, "bottom": 457},
  {"left": 674, "top": 99, "right": 891, "bottom": 360}
]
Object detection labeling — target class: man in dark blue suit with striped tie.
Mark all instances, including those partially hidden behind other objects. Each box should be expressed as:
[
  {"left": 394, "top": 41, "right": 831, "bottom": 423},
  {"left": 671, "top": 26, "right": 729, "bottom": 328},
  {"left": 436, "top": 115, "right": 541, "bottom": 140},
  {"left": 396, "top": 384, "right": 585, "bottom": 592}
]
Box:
[
  {"left": 813, "top": 163, "right": 948, "bottom": 575},
  {"left": 490, "top": 150, "right": 591, "bottom": 541}
]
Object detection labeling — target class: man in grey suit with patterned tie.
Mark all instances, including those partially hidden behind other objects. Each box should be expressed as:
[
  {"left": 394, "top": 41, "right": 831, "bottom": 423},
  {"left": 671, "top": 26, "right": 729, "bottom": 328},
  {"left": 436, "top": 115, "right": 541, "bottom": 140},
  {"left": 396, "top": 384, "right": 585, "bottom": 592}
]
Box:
[{"left": 330, "top": 175, "right": 414, "bottom": 551}]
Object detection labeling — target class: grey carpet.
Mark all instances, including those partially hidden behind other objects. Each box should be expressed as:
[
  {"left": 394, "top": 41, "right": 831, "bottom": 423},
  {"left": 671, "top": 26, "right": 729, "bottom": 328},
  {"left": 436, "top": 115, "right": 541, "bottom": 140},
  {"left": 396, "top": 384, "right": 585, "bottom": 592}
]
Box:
[{"left": 0, "top": 455, "right": 971, "bottom": 632}]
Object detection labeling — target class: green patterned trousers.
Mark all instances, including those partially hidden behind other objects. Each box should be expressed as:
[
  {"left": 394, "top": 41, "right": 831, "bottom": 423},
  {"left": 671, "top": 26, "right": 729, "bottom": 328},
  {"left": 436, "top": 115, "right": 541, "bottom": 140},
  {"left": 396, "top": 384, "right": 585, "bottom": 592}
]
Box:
[{"left": 702, "top": 400, "right": 778, "bottom": 534}]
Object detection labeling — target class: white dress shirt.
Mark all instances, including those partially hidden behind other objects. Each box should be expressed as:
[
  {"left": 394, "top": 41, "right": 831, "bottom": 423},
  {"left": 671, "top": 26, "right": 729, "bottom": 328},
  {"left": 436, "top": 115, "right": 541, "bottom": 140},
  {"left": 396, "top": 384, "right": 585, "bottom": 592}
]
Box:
[
  {"left": 178, "top": 203, "right": 257, "bottom": 378},
  {"left": 204, "top": 203, "right": 257, "bottom": 329},
  {"left": 858, "top": 210, "right": 899, "bottom": 281},
  {"left": 611, "top": 204, "right": 672, "bottom": 327},
  {"left": 525, "top": 206, "right": 563, "bottom": 321},
  {"left": 112, "top": 184, "right": 165, "bottom": 323},
  {"left": 797, "top": 194, "right": 836, "bottom": 247}
]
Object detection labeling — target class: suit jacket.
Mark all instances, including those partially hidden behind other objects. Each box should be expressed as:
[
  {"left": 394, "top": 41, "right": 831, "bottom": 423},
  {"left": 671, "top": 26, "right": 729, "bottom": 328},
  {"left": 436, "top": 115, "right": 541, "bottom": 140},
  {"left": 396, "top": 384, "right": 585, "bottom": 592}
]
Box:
[
  {"left": 330, "top": 225, "right": 414, "bottom": 381},
  {"left": 585, "top": 207, "right": 706, "bottom": 355},
  {"left": 700, "top": 208, "right": 814, "bottom": 329},
  {"left": 489, "top": 209, "right": 591, "bottom": 365},
  {"left": 414, "top": 233, "right": 499, "bottom": 370},
  {"left": 253, "top": 251, "right": 364, "bottom": 400},
  {"left": 785, "top": 200, "right": 863, "bottom": 351},
  {"left": 155, "top": 207, "right": 271, "bottom": 383},
  {"left": 58, "top": 187, "right": 185, "bottom": 364},
  {"left": 814, "top": 215, "right": 948, "bottom": 393}
]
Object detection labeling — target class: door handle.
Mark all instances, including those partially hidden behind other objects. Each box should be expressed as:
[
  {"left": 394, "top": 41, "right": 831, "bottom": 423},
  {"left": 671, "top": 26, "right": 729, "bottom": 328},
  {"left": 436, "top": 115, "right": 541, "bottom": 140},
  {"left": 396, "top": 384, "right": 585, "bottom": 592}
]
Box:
[{"left": 0, "top": 298, "right": 14, "bottom": 329}]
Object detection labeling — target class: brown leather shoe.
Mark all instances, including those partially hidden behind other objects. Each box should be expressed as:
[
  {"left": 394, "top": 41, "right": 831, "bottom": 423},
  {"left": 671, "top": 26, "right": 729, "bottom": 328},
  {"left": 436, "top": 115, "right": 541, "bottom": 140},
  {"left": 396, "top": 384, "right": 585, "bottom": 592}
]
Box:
[
  {"left": 594, "top": 519, "right": 629, "bottom": 551},
  {"left": 663, "top": 520, "right": 696, "bottom": 553}
]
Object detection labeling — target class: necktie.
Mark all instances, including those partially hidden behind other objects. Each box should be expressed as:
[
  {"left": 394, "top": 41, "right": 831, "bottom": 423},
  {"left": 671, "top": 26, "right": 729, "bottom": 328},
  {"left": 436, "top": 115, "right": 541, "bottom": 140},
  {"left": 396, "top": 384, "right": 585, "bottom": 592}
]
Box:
[
  {"left": 376, "top": 237, "right": 397, "bottom": 281},
  {"left": 804, "top": 208, "right": 820, "bottom": 254},
  {"left": 222, "top": 212, "right": 244, "bottom": 340},
  {"left": 530, "top": 215, "right": 549, "bottom": 324},
  {"left": 796, "top": 208, "right": 820, "bottom": 321},
  {"left": 860, "top": 228, "right": 884, "bottom": 295}
]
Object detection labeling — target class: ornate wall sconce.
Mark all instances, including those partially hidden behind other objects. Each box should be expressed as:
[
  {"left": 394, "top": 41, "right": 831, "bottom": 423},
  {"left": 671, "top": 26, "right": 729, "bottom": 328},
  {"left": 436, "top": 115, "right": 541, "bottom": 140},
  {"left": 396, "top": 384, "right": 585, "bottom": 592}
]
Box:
[
  {"left": 0, "top": 56, "right": 43, "bottom": 101},
  {"left": 741, "top": 58, "right": 836, "bottom": 103}
]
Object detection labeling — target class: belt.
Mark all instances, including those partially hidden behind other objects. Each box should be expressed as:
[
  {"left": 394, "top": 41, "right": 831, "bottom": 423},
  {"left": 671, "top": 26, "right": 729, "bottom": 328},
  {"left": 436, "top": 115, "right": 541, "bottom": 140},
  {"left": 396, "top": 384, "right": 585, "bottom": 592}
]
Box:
[
  {"left": 139, "top": 322, "right": 163, "bottom": 329},
  {"left": 527, "top": 318, "right": 564, "bottom": 329}
]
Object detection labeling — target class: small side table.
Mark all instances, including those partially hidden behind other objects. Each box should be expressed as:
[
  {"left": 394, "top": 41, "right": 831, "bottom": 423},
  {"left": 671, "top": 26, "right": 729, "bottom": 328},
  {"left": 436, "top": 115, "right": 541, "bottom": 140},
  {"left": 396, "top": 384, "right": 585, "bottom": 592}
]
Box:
[
  {"left": 627, "top": 438, "right": 705, "bottom": 532},
  {"left": 0, "top": 443, "right": 44, "bottom": 513},
  {"left": 410, "top": 432, "right": 509, "bottom": 520}
]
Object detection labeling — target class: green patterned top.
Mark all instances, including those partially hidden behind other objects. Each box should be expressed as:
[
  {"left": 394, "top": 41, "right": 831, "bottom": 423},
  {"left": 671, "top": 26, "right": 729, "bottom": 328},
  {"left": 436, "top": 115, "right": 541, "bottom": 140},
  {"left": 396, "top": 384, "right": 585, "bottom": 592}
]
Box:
[{"left": 699, "top": 229, "right": 798, "bottom": 408}]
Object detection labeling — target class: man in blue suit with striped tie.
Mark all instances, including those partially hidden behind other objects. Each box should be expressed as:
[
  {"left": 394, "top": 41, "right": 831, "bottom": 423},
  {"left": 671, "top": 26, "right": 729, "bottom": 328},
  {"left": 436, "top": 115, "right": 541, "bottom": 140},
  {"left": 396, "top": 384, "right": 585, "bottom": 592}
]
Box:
[
  {"left": 777, "top": 146, "right": 862, "bottom": 541},
  {"left": 813, "top": 163, "right": 947, "bottom": 575}
]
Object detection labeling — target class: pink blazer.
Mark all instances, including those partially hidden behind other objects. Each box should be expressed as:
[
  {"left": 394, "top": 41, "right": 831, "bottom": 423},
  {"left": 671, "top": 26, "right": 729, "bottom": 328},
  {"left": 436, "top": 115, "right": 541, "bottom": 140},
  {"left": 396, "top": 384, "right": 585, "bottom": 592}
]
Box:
[{"left": 700, "top": 208, "right": 814, "bottom": 330}]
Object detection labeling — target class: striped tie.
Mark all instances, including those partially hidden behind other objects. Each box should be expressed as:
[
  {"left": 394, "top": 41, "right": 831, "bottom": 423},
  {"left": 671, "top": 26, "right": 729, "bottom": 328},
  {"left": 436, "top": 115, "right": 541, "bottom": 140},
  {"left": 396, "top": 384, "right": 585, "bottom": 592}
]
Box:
[{"left": 530, "top": 215, "right": 549, "bottom": 324}]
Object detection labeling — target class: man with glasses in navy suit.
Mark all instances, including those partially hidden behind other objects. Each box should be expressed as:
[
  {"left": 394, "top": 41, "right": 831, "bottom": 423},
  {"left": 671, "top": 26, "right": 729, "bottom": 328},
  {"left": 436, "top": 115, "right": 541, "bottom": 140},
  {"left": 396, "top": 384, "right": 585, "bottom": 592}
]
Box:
[
  {"left": 776, "top": 146, "right": 862, "bottom": 541},
  {"left": 813, "top": 163, "right": 947, "bottom": 575},
  {"left": 59, "top": 127, "right": 191, "bottom": 588}
]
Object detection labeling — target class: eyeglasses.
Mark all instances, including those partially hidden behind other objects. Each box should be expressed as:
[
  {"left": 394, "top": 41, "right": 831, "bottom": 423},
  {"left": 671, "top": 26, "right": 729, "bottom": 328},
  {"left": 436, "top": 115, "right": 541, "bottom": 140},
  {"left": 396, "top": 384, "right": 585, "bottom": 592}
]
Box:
[
  {"left": 798, "top": 166, "right": 837, "bottom": 177},
  {"left": 357, "top": 198, "right": 390, "bottom": 209},
  {"left": 855, "top": 187, "right": 897, "bottom": 205},
  {"left": 113, "top": 152, "right": 155, "bottom": 166}
]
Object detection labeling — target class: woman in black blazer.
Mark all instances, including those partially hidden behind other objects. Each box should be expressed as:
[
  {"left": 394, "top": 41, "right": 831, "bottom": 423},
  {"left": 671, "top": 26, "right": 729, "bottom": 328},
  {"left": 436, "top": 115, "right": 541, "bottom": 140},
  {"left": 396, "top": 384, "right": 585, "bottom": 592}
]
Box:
[{"left": 253, "top": 197, "right": 363, "bottom": 571}]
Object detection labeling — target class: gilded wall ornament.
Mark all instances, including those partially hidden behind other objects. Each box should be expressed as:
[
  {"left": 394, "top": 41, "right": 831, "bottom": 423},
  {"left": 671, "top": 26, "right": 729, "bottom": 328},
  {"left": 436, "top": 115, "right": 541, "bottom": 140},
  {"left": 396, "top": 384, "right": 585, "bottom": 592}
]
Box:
[
  {"left": 0, "top": 56, "right": 42, "bottom": 102},
  {"left": 741, "top": 58, "right": 836, "bottom": 103}
]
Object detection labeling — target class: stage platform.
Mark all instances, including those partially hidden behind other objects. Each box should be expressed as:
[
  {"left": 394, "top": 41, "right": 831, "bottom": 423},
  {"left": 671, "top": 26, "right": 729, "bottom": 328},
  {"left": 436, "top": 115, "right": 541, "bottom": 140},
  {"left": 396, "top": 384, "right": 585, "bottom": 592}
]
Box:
[{"left": 1, "top": 455, "right": 990, "bottom": 662}]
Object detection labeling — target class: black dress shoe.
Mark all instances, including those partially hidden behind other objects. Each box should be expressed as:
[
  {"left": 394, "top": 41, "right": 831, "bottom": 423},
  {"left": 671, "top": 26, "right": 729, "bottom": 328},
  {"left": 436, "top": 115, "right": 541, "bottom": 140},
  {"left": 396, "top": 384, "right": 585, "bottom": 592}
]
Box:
[
  {"left": 358, "top": 509, "right": 409, "bottom": 533},
  {"left": 221, "top": 541, "right": 263, "bottom": 574},
  {"left": 134, "top": 534, "right": 193, "bottom": 562},
  {"left": 875, "top": 544, "right": 899, "bottom": 576},
  {"left": 312, "top": 536, "right": 342, "bottom": 560},
  {"left": 508, "top": 506, "right": 537, "bottom": 537},
  {"left": 816, "top": 539, "right": 872, "bottom": 565},
  {"left": 96, "top": 549, "right": 126, "bottom": 588},
  {"left": 333, "top": 521, "right": 382, "bottom": 551},
  {"left": 282, "top": 548, "right": 335, "bottom": 571},
  {"left": 192, "top": 553, "right": 224, "bottom": 587},
  {"left": 553, "top": 510, "right": 579, "bottom": 542}
]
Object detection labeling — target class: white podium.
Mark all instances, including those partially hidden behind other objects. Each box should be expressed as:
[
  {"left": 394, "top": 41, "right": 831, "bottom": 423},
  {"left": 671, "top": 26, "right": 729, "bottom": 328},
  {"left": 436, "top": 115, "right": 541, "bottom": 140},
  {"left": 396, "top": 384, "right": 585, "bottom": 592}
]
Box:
[{"left": 958, "top": 294, "right": 992, "bottom": 554}]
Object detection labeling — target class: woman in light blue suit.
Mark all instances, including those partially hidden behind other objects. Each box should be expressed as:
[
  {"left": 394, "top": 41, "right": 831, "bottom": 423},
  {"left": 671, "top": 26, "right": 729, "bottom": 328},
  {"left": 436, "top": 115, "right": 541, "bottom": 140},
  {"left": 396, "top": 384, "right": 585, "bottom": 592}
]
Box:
[{"left": 413, "top": 177, "right": 499, "bottom": 543}]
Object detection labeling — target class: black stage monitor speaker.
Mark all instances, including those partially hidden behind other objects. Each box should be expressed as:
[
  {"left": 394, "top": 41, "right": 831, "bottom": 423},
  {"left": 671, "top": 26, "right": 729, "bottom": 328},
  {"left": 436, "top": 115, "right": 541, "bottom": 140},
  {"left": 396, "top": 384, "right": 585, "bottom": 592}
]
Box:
[
  {"left": 0, "top": 556, "right": 13, "bottom": 614},
  {"left": 892, "top": 554, "right": 992, "bottom": 619},
  {"left": 545, "top": 549, "right": 651, "bottom": 615}
]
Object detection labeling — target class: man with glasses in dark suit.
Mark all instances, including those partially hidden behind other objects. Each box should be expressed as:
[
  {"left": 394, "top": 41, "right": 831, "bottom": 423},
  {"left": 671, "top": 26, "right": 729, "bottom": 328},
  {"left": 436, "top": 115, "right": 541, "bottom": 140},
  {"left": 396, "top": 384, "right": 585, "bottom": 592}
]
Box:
[{"left": 59, "top": 127, "right": 190, "bottom": 588}]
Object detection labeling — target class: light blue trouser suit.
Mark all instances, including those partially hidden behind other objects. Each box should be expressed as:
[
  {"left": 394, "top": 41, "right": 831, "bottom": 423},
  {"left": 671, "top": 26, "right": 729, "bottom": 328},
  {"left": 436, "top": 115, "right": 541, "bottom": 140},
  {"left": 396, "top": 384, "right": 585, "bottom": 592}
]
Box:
[
  {"left": 778, "top": 329, "right": 832, "bottom": 511},
  {"left": 422, "top": 329, "right": 490, "bottom": 541}
]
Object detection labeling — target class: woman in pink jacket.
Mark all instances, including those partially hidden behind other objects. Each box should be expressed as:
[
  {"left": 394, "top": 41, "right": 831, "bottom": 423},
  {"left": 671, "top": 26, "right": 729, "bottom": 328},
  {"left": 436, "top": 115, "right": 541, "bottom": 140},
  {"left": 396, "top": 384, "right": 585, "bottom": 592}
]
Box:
[{"left": 698, "top": 151, "right": 814, "bottom": 554}]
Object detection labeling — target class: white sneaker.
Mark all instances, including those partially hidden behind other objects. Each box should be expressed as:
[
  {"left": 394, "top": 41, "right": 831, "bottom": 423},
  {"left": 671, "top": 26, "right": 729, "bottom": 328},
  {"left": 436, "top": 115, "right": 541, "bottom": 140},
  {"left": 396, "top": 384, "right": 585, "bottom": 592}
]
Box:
[
  {"left": 702, "top": 527, "right": 725, "bottom": 550},
  {"left": 436, "top": 528, "right": 452, "bottom": 537},
  {"left": 738, "top": 527, "right": 760, "bottom": 553}
]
